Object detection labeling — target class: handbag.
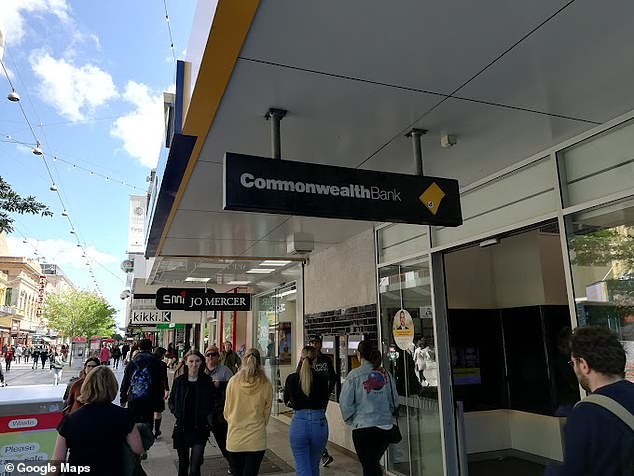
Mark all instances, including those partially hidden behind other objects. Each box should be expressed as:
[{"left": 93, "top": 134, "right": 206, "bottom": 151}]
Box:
[{"left": 385, "top": 369, "right": 402, "bottom": 444}]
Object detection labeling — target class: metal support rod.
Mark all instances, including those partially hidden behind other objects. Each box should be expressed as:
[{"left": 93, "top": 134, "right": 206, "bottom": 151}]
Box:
[
  {"left": 406, "top": 128, "right": 427, "bottom": 176},
  {"left": 265, "top": 108, "right": 287, "bottom": 159}
]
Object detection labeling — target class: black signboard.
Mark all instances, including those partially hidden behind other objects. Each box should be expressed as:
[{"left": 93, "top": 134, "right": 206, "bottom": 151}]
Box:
[
  {"left": 224, "top": 153, "right": 462, "bottom": 226},
  {"left": 155, "top": 288, "right": 251, "bottom": 311}
]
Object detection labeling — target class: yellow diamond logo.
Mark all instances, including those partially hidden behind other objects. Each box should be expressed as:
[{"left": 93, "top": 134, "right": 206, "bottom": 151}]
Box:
[{"left": 419, "top": 182, "right": 445, "bottom": 215}]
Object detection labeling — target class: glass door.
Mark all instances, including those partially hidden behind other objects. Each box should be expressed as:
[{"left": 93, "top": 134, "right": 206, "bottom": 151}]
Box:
[
  {"left": 379, "top": 256, "right": 444, "bottom": 475},
  {"left": 254, "top": 282, "right": 297, "bottom": 416}
]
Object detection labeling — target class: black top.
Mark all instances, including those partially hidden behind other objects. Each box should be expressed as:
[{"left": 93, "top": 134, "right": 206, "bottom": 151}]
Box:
[
  {"left": 284, "top": 370, "right": 330, "bottom": 410},
  {"left": 550, "top": 380, "right": 634, "bottom": 475},
  {"left": 168, "top": 373, "right": 213, "bottom": 428},
  {"left": 313, "top": 354, "right": 337, "bottom": 394},
  {"left": 57, "top": 402, "right": 135, "bottom": 476}
]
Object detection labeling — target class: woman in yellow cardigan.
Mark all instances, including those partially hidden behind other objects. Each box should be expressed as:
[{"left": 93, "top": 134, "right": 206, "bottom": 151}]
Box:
[{"left": 224, "top": 348, "right": 272, "bottom": 476}]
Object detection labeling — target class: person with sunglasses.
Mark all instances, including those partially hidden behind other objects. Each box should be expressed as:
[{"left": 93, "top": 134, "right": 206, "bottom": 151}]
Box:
[
  {"left": 64, "top": 357, "right": 100, "bottom": 414},
  {"left": 205, "top": 345, "right": 234, "bottom": 471}
]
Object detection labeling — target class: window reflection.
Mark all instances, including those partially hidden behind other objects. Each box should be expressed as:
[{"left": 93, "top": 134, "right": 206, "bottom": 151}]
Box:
[{"left": 567, "top": 198, "right": 634, "bottom": 382}]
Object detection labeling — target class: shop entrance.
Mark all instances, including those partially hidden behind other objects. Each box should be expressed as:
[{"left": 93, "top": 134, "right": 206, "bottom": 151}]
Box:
[
  {"left": 443, "top": 222, "right": 578, "bottom": 475},
  {"left": 379, "top": 256, "right": 444, "bottom": 476}
]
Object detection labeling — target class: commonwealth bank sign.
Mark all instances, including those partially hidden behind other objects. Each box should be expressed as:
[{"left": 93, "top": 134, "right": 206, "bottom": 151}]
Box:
[{"left": 223, "top": 153, "right": 462, "bottom": 226}]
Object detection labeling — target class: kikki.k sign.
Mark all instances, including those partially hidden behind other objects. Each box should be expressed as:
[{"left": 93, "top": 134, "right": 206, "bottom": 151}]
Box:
[
  {"left": 223, "top": 153, "right": 462, "bottom": 226},
  {"left": 155, "top": 288, "right": 251, "bottom": 311}
]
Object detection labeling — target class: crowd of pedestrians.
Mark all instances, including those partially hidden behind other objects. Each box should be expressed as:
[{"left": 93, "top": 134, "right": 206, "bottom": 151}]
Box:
[{"left": 48, "top": 336, "right": 396, "bottom": 476}]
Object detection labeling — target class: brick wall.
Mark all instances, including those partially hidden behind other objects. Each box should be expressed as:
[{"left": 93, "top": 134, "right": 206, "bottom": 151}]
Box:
[{"left": 303, "top": 303, "right": 378, "bottom": 344}]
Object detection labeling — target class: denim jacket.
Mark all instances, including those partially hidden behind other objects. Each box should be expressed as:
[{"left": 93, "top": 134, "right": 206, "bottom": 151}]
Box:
[{"left": 339, "top": 361, "right": 399, "bottom": 429}]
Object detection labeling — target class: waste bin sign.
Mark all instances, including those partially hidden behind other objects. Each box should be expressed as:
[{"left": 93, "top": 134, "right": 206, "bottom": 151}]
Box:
[{"left": 0, "top": 385, "right": 65, "bottom": 471}]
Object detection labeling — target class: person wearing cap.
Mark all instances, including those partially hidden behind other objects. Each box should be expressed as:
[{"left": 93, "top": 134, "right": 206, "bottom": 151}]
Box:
[
  {"left": 205, "top": 345, "right": 234, "bottom": 471},
  {"left": 309, "top": 336, "right": 337, "bottom": 468}
]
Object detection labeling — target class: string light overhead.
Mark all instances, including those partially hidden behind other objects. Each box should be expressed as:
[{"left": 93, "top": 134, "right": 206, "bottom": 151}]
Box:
[
  {"left": 1, "top": 56, "right": 114, "bottom": 297},
  {"left": 3, "top": 135, "right": 141, "bottom": 191}
]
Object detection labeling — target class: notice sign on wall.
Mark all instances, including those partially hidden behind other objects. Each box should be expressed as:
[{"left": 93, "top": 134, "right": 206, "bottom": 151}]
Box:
[{"left": 224, "top": 153, "right": 462, "bottom": 226}]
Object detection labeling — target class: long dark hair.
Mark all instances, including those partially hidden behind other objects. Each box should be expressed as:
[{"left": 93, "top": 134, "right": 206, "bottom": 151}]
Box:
[
  {"left": 357, "top": 341, "right": 382, "bottom": 369},
  {"left": 182, "top": 350, "right": 207, "bottom": 378}
]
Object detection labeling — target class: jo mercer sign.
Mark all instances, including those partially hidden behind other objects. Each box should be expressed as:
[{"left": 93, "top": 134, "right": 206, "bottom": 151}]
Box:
[
  {"left": 155, "top": 288, "right": 251, "bottom": 311},
  {"left": 223, "top": 153, "right": 462, "bottom": 226}
]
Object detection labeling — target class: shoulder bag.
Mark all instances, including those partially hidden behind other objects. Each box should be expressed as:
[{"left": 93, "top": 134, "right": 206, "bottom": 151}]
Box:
[{"left": 578, "top": 394, "right": 634, "bottom": 431}]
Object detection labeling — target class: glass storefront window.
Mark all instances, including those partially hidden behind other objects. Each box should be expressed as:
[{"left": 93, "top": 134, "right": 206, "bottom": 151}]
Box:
[
  {"left": 565, "top": 197, "right": 634, "bottom": 381},
  {"left": 558, "top": 118, "right": 634, "bottom": 207},
  {"left": 379, "top": 257, "right": 443, "bottom": 476},
  {"left": 254, "top": 282, "right": 298, "bottom": 416}
]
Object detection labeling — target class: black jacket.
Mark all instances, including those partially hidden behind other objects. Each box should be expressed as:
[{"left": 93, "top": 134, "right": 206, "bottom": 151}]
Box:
[
  {"left": 120, "top": 351, "right": 164, "bottom": 408},
  {"left": 168, "top": 373, "right": 213, "bottom": 431}
]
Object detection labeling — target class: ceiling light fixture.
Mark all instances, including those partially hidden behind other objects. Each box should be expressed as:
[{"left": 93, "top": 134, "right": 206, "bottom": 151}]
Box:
[
  {"left": 185, "top": 277, "right": 211, "bottom": 282},
  {"left": 479, "top": 237, "right": 500, "bottom": 248},
  {"left": 7, "top": 90, "right": 20, "bottom": 102},
  {"left": 227, "top": 280, "right": 251, "bottom": 285},
  {"left": 246, "top": 268, "right": 275, "bottom": 274},
  {"left": 260, "top": 260, "right": 292, "bottom": 266}
]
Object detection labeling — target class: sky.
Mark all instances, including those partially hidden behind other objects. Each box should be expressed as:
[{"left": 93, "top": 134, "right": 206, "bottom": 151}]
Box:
[{"left": 0, "top": 0, "right": 197, "bottom": 329}]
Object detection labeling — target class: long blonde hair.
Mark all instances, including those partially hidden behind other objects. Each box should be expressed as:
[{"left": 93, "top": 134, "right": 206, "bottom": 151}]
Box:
[
  {"left": 234, "top": 348, "right": 268, "bottom": 385},
  {"left": 299, "top": 346, "right": 317, "bottom": 396}
]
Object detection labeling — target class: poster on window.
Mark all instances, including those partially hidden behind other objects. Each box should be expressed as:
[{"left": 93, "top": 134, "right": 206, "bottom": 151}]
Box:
[
  {"left": 278, "top": 322, "right": 292, "bottom": 365},
  {"left": 392, "top": 309, "right": 414, "bottom": 350}
]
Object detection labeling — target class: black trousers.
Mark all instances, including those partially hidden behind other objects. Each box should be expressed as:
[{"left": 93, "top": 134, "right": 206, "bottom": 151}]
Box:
[
  {"left": 176, "top": 443, "right": 205, "bottom": 476},
  {"left": 211, "top": 420, "right": 232, "bottom": 467},
  {"left": 352, "top": 427, "right": 390, "bottom": 476},
  {"left": 228, "top": 450, "right": 265, "bottom": 476}
]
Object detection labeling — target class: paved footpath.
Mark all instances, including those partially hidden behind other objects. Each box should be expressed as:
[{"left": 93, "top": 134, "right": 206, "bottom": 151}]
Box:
[{"left": 1, "top": 359, "right": 363, "bottom": 476}]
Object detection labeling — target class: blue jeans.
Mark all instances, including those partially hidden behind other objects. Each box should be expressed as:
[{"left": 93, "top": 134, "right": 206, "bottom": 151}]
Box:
[{"left": 289, "top": 409, "right": 329, "bottom": 476}]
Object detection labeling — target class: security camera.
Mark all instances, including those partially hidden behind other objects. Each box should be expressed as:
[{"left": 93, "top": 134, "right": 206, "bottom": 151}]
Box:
[
  {"left": 440, "top": 133, "right": 457, "bottom": 148},
  {"left": 120, "top": 290, "right": 131, "bottom": 300}
]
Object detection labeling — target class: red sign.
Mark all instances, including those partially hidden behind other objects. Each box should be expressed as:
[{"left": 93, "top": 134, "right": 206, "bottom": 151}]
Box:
[
  {"left": 36, "top": 274, "right": 47, "bottom": 317},
  {"left": 0, "top": 412, "right": 63, "bottom": 434}
]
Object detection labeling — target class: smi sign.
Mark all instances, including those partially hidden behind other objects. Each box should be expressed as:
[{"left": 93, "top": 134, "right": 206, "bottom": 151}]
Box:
[{"left": 155, "top": 288, "right": 251, "bottom": 311}]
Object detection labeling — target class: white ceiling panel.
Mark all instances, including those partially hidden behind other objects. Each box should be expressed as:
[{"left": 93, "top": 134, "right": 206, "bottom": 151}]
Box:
[
  {"left": 198, "top": 58, "right": 443, "bottom": 168},
  {"left": 178, "top": 161, "right": 223, "bottom": 211},
  {"left": 458, "top": 0, "right": 634, "bottom": 123},
  {"left": 161, "top": 237, "right": 254, "bottom": 257},
  {"left": 241, "top": 0, "right": 571, "bottom": 94},
  {"left": 362, "top": 97, "right": 595, "bottom": 185},
  {"left": 169, "top": 209, "right": 287, "bottom": 241}
]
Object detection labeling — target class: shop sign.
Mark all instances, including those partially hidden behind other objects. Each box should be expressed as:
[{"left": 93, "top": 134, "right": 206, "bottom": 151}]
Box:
[
  {"left": 36, "top": 274, "right": 47, "bottom": 317},
  {"left": 156, "top": 323, "right": 185, "bottom": 329},
  {"left": 155, "top": 288, "right": 251, "bottom": 311},
  {"left": 392, "top": 309, "right": 414, "bottom": 350},
  {"left": 224, "top": 153, "right": 462, "bottom": 226},
  {"left": 130, "top": 311, "right": 172, "bottom": 325}
]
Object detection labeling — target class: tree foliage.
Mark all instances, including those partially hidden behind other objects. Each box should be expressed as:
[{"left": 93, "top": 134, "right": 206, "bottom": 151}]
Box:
[
  {"left": 44, "top": 289, "right": 116, "bottom": 339},
  {"left": 569, "top": 229, "right": 634, "bottom": 270},
  {"left": 0, "top": 176, "right": 53, "bottom": 233}
]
